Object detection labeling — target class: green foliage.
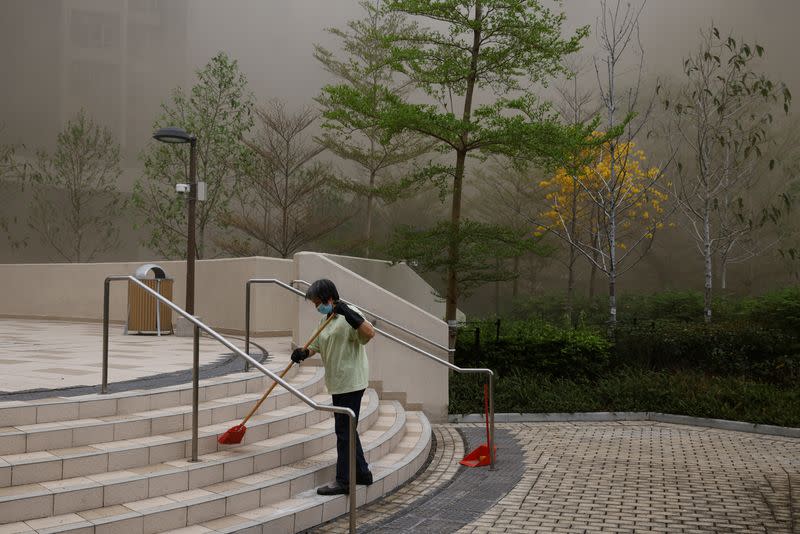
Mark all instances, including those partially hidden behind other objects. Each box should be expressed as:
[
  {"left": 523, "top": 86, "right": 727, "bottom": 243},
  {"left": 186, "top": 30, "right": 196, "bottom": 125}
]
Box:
[
  {"left": 314, "top": 1, "right": 433, "bottom": 255},
  {"left": 384, "top": 219, "right": 547, "bottom": 298},
  {"left": 27, "top": 110, "right": 123, "bottom": 262},
  {"left": 456, "top": 319, "right": 612, "bottom": 379},
  {"left": 614, "top": 320, "right": 800, "bottom": 384},
  {"left": 319, "top": 0, "right": 591, "bottom": 319},
  {"left": 450, "top": 369, "right": 800, "bottom": 427},
  {"left": 0, "top": 134, "right": 27, "bottom": 248},
  {"left": 739, "top": 286, "right": 800, "bottom": 332},
  {"left": 132, "top": 52, "right": 254, "bottom": 259},
  {"left": 453, "top": 289, "right": 800, "bottom": 428}
]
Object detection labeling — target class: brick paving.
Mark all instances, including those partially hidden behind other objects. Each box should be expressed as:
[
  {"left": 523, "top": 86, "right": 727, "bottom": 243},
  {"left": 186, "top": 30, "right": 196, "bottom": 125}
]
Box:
[
  {"left": 316, "top": 421, "right": 799, "bottom": 533},
  {"left": 456, "top": 422, "right": 799, "bottom": 533},
  {"left": 311, "top": 425, "right": 466, "bottom": 533}
]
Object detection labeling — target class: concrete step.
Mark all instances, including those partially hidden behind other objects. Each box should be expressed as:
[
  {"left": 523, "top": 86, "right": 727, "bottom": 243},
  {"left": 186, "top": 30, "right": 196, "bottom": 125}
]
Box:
[
  {"left": 0, "top": 360, "right": 302, "bottom": 428},
  {"left": 0, "top": 367, "right": 323, "bottom": 456},
  {"left": 0, "top": 391, "right": 382, "bottom": 525},
  {"left": 0, "top": 368, "right": 327, "bottom": 488},
  {"left": 190, "top": 411, "right": 431, "bottom": 534},
  {"left": 0, "top": 400, "right": 414, "bottom": 533}
]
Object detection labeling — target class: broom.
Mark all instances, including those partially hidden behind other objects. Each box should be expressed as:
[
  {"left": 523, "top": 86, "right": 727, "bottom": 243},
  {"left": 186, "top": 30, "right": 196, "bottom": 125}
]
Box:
[{"left": 218, "top": 314, "right": 335, "bottom": 445}]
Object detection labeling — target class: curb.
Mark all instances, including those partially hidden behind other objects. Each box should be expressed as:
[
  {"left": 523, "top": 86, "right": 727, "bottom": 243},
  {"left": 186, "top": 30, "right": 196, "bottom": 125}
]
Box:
[{"left": 448, "top": 411, "right": 800, "bottom": 438}]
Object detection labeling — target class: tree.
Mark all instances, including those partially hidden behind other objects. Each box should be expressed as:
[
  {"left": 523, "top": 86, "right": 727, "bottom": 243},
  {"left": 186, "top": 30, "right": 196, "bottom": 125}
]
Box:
[
  {"left": 666, "top": 27, "right": 791, "bottom": 321},
  {"left": 319, "top": 0, "right": 589, "bottom": 321},
  {"left": 385, "top": 218, "right": 543, "bottom": 301},
  {"left": 537, "top": 136, "right": 667, "bottom": 310},
  {"left": 468, "top": 156, "right": 554, "bottom": 304},
  {"left": 536, "top": 0, "right": 670, "bottom": 325},
  {"left": 220, "top": 101, "right": 349, "bottom": 258},
  {"left": 133, "top": 52, "right": 254, "bottom": 259},
  {"left": 551, "top": 60, "right": 600, "bottom": 318},
  {"left": 315, "top": 0, "right": 432, "bottom": 257},
  {"left": 27, "top": 110, "right": 123, "bottom": 262},
  {"left": 0, "top": 132, "right": 26, "bottom": 248}
]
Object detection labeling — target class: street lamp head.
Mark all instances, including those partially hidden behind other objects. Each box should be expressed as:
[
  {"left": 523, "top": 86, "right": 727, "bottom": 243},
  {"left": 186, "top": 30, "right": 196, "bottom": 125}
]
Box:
[{"left": 153, "top": 127, "right": 195, "bottom": 144}]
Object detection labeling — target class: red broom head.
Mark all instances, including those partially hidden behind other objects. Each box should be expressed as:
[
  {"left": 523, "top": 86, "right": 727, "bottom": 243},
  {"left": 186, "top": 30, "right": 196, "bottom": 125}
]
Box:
[{"left": 218, "top": 424, "right": 247, "bottom": 445}]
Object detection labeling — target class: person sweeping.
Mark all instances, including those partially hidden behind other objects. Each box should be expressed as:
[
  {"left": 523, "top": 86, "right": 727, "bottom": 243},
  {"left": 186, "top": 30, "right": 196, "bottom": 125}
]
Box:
[{"left": 291, "top": 278, "right": 375, "bottom": 495}]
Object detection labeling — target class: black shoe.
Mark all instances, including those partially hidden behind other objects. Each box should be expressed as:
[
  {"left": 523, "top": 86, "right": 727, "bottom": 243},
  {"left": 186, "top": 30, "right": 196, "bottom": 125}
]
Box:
[
  {"left": 357, "top": 471, "right": 373, "bottom": 486},
  {"left": 317, "top": 482, "right": 348, "bottom": 496}
]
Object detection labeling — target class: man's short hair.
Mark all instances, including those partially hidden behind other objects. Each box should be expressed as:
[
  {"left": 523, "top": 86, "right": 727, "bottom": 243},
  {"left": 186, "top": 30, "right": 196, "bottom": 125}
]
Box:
[{"left": 305, "top": 278, "right": 340, "bottom": 303}]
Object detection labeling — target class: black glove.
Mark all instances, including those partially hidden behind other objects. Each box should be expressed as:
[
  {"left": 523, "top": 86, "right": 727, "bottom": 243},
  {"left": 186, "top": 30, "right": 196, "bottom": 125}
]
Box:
[
  {"left": 333, "top": 300, "right": 365, "bottom": 330},
  {"left": 291, "top": 347, "right": 310, "bottom": 364}
]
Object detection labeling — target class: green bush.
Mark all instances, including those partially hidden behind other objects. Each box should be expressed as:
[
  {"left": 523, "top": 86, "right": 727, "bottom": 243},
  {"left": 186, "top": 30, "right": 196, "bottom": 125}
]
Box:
[
  {"left": 740, "top": 287, "right": 800, "bottom": 332},
  {"left": 613, "top": 320, "right": 800, "bottom": 384},
  {"left": 450, "top": 369, "right": 800, "bottom": 427},
  {"left": 456, "top": 319, "right": 611, "bottom": 379}
]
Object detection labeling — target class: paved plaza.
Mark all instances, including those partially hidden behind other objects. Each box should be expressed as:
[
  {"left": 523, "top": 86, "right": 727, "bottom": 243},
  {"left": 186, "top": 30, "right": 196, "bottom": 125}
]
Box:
[
  {"left": 319, "top": 422, "right": 800, "bottom": 533},
  {"left": 1, "top": 319, "right": 798, "bottom": 533},
  {"left": 0, "top": 319, "right": 286, "bottom": 395}
]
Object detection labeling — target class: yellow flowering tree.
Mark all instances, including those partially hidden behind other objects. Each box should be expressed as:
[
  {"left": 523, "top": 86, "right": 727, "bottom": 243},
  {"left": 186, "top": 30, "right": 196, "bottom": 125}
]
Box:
[{"left": 537, "top": 136, "right": 669, "bottom": 322}]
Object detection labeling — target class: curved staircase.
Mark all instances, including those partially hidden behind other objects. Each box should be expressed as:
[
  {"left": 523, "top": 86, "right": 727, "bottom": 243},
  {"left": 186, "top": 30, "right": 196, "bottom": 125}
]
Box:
[{"left": 0, "top": 352, "right": 432, "bottom": 533}]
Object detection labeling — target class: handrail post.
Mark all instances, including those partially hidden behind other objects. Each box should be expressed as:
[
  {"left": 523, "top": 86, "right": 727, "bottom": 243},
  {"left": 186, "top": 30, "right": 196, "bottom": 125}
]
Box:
[
  {"left": 102, "top": 278, "right": 111, "bottom": 394},
  {"left": 488, "top": 371, "right": 496, "bottom": 471},
  {"left": 191, "top": 324, "right": 200, "bottom": 462},
  {"left": 349, "top": 412, "right": 357, "bottom": 532},
  {"left": 244, "top": 281, "right": 251, "bottom": 372}
]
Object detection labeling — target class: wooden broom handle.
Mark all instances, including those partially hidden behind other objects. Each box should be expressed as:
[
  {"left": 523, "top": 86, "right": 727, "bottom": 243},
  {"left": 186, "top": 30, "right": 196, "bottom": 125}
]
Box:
[{"left": 241, "top": 314, "right": 335, "bottom": 426}]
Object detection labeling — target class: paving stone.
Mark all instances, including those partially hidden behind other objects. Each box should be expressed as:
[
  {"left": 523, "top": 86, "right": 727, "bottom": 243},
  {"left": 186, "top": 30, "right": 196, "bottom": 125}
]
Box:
[{"left": 313, "top": 420, "right": 799, "bottom": 534}]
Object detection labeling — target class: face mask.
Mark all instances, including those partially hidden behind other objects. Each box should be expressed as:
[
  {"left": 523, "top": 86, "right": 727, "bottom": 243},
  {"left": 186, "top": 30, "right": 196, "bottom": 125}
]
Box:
[{"left": 317, "top": 302, "right": 333, "bottom": 315}]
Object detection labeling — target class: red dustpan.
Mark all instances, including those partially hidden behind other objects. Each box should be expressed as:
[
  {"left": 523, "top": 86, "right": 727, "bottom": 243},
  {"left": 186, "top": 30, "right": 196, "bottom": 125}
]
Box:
[{"left": 460, "top": 383, "right": 496, "bottom": 467}]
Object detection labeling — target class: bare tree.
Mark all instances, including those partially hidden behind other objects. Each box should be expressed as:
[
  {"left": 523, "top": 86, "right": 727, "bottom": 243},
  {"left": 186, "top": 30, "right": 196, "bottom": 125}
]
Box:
[
  {"left": 666, "top": 26, "right": 792, "bottom": 321},
  {"left": 468, "top": 156, "right": 554, "bottom": 302},
  {"left": 221, "top": 101, "right": 349, "bottom": 258},
  {"left": 553, "top": 60, "right": 601, "bottom": 319},
  {"left": 536, "top": 0, "right": 672, "bottom": 325},
  {"left": 27, "top": 110, "right": 123, "bottom": 262}
]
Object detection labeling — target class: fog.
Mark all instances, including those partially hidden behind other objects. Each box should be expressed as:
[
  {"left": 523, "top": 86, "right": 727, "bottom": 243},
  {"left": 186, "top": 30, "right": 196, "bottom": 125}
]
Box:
[{"left": 1, "top": 1, "right": 798, "bottom": 307}]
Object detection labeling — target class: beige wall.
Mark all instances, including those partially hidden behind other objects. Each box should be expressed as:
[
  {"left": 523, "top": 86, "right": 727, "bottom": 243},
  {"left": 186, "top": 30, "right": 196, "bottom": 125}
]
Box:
[
  {"left": 0, "top": 254, "right": 450, "bottom": 421},
  {"left": 295, "top": 252, "right": 450, "bottom": 423},
  {"left": 0, "top": 257, "right": 296, "bottom": 334},
  {"left": 324, "top": 254, "right": 466, "bottom": 322}
]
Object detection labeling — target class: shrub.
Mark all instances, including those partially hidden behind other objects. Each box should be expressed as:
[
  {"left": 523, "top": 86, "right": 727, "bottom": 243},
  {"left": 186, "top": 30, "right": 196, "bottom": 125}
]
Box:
[
  {"left": 456, "top": 319, "right": 611, "bottom": 380},
  {"left": 613, "top": 320, "right": 800, "bottom": 384},
  {"left": 449, "top": 369, "right": 800, "bottom": 427}
]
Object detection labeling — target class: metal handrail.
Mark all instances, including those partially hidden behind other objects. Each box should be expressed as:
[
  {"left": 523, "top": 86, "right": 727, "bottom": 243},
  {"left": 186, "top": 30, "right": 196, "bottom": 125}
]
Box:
[
  {"left": 102, "top": 276, "right": 358, "bottom": 533},
  {"left": 291, "top": 279, "right": 455, "bottom": 355},
  {"left": 245, "top": 278, "right": 496, "bottom": 470}
]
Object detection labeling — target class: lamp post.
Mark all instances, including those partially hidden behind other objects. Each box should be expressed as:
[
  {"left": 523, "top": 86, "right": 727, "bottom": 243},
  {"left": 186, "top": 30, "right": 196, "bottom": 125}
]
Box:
[{"left": 153, "top": 126, "right": 200, "bottom": 461}]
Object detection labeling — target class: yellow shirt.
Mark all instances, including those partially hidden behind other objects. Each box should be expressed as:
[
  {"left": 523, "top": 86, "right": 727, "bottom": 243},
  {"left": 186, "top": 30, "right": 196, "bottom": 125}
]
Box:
[{"left": 309, "top": 304, "right": 369, "bottom": 395}]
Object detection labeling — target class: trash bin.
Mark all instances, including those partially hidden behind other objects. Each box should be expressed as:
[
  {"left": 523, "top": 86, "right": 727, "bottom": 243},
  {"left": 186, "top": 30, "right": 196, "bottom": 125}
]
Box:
[{"left": 127, "top": 264, "right": 174, "bottom": 335}]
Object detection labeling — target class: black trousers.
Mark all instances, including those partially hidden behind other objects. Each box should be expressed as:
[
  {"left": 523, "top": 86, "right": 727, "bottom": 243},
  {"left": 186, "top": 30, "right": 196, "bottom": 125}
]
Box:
[{"left": 332, "top": 388, "right": 370, "bottom": 484}]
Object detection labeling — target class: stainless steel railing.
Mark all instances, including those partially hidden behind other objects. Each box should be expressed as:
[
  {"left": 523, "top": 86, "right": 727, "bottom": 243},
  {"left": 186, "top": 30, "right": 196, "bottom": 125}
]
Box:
[
  {"left": 291, "top": 279, "right": 455, "bottom": 355},
  {"left": 102, "top": 275, "right": 359, "bottom": 533},
  {"left": 245, "top": 278, "right": 496, "bottom": 470}
]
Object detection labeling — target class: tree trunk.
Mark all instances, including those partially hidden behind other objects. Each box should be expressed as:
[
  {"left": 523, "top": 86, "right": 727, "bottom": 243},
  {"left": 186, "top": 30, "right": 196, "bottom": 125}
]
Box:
[
  {"left": 703, "top": 206, "right": 713, "bottom": 323},
  {"left": 609, "top": 209, "right": 617, "bottom": 326},
  {"left": 512, "top": 255, "right": 520, "bottom": 298},
  {"left": 445, "top": 0, "right": 482, "bottom": 322},
  {"left": 445, "top": 149, "right": 467, "bottom": 322},
  {"left": 494, "top": 261, "right": 500, "bottom": 316},
  {"left": 588, "top": 207, "right": 599, "bottom": 299},
  {"left": 720, "top": 260, "right": 727, "bottom": 290},
  {"left": 566, "top": 180, "right": 579, "bottom": 325},
  {"left": 364, "top": 194, "right": 373, "bottom": 257}
]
